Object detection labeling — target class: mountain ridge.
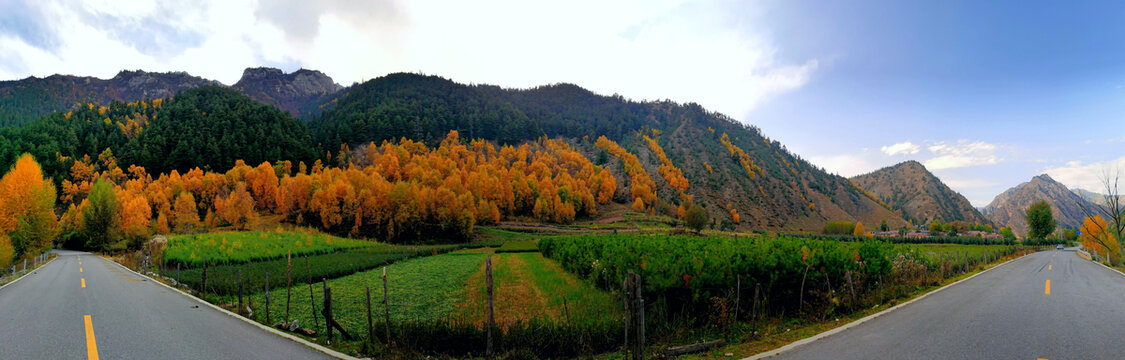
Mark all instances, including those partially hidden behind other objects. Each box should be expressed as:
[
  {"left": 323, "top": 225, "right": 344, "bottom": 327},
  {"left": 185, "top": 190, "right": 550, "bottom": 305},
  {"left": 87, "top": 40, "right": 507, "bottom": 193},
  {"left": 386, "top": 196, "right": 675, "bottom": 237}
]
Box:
[{"left": 851, "top": 160, "right": 989, "bottom": 225}]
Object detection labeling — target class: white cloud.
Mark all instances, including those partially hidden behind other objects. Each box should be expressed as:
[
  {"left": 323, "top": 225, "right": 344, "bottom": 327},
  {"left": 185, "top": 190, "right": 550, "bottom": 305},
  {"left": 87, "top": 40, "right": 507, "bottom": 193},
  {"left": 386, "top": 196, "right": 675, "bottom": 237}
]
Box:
[
  {"left": 942, "top": 178, "right": 998, "bottom": 189},
  {"left": 1043, "top": 156, "right": 1125, "bottom": 192},
  {"left": 0, "top": 0, "right": 817, "bottom": 120},
  {"left": 923, "top": 140, "right": 1003, "bottom": 170},
  {"left": 880, "top": 141, "right": 920, "bottom": 156},
  {"left": 808, "top": 151, "right": 881, "bottom": 178}
]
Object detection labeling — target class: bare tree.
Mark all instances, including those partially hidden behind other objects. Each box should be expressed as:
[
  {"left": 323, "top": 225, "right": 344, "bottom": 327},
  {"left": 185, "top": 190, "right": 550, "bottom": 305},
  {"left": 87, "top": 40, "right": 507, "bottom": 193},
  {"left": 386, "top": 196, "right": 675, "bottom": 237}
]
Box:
[{"left": 1077, "top": 167, "right": 1123, "bottom": 260}]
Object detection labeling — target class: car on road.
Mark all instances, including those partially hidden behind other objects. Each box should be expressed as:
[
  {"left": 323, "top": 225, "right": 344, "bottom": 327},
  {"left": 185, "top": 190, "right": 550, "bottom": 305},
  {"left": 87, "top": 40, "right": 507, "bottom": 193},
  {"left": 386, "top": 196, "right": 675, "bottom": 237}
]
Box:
[{"left": 1057, "top": 244, "right": 1064, "bottom": 250}]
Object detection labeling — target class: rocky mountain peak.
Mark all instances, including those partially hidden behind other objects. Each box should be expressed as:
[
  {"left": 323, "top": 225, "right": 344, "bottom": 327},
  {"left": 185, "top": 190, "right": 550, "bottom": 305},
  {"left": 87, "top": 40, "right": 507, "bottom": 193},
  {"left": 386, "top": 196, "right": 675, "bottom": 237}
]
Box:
[{"left": 232, "top": 67, "right": 343, "bottom": 118}]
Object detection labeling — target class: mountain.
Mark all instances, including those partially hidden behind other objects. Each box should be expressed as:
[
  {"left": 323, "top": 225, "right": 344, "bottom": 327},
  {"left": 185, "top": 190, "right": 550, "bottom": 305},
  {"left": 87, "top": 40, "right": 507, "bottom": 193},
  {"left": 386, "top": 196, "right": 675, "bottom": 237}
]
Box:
[
  {"left": 982, "top": 174, "right": 1095, "bottom": 237},
  {"left": 232, "top": 67, "right": 343, "bottom": 119},
  {"left": 0, "top": 70, "right": 220, "bottom": 127},
  {"left": 851, "top": 160, "right": 988, "bottom": 225},
  {"left": 1073, "top": 188, "right": 1124, "bottom": 208},
  {"left": 311, "top": 73, "right": 909, "bottom": 232}
]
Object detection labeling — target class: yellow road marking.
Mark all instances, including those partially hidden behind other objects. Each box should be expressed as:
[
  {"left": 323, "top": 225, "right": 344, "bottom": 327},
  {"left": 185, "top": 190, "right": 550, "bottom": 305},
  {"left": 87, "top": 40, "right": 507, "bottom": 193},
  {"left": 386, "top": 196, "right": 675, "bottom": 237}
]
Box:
[
  {"left": 80, "top": 267, "right": 83, "bottom": 273},
  {"left": 81, "top": 278, "right": 86, "bottom": 288},
  {"left": 1048, "top": 265, "right": 1052, "bottom": 270},
  {"left": 1045, "top": 280, "right": 1051, "bottom": 295},
  {"left": 84, "top": 315, "right": 100, "bottom": 360}
]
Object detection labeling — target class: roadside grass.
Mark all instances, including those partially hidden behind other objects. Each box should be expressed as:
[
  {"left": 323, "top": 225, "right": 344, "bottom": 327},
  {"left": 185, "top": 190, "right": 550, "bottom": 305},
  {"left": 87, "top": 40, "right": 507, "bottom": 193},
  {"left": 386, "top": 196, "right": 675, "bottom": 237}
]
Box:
[{"left": 164, "top": 230, "right": 373, "bottom": 267}]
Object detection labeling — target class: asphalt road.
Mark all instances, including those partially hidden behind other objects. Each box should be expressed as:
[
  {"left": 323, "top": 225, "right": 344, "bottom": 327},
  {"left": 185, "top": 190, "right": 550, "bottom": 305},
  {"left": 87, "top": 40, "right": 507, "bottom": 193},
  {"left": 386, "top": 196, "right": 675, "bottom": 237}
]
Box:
[
  {"left": 766, "top": 248, "right": 1123, "bottom": 360},
  {"left": 0, "top": 250, "right": 332, "bottom": 360}
]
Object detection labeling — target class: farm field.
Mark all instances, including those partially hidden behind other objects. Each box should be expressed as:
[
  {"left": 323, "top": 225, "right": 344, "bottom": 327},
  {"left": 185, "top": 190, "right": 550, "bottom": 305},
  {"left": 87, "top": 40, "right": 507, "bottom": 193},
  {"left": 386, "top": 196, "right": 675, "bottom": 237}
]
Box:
[
  {"left": 166, "top": 244, "right": 465, "bottom": 297},
  {"left": 164, "top": 230, "right": 374, "bottom": 266},
  {"left": 249, "top": 251, "right": 486, "bottom": 327},
  {"left": 145, "top": 228, "right": 1053, "bottom": 359},
  {"left": 458, "top": 252, "right": 618, "bottom": 328}
]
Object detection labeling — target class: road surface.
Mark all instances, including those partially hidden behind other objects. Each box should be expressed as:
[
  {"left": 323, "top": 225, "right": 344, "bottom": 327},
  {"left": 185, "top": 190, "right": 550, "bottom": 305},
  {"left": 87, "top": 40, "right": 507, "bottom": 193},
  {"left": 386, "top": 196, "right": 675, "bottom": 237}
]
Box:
[
  {"left": 765, "top": 248, "right": 1122, "bottom": 360},
  {"left": 0, "top": 250, "right": 332, "bottom": 360}
]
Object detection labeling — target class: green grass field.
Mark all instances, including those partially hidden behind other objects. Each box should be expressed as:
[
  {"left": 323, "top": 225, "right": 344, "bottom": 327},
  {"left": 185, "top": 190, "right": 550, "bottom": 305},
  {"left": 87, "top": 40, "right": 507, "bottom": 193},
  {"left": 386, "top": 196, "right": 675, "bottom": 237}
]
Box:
[
  {"left": 248, "top": 251, "right": 487, "bottom": 333},
  {"left": 458, "top": 252, "right": 617, "bottom": 328},
  {"left": 164, "top": 230, "right": 374, "bottom": 267},
  {"left": 495, "top": 240, "right": 539, "bottom": 253}
]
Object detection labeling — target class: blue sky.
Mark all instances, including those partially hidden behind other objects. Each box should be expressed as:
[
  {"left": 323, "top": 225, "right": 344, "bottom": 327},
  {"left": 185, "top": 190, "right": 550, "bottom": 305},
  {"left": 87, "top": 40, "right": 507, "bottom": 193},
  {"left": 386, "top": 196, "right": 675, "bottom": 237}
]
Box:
[
  {"left": 745, "top": 0, "right": 1125, "bottom": 205},
  {"left": 0, "top": 0, "right": 1122, "bottom": 206}
]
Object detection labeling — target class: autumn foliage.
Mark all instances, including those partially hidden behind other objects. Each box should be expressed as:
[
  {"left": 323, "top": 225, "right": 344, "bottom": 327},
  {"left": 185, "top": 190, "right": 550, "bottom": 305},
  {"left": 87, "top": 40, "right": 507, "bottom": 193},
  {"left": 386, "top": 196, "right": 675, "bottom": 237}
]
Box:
[
  {"left": 1081, "top": 216, "right": 1119, "bottom": 262},
  {"left": 55, "top": 131, "right": 615, "bottom": 245},
  {"left": 0, "top": 154, "right": 58, "bottom": 266},
  {"left": 642, "top": 135, "right": 689, "bottom": 193},
  {"left": 596, "top": 136, "right": 655, "bottom": 211},
  {"left": 720, "top": 133, "right": 761, "bottom": 180}
]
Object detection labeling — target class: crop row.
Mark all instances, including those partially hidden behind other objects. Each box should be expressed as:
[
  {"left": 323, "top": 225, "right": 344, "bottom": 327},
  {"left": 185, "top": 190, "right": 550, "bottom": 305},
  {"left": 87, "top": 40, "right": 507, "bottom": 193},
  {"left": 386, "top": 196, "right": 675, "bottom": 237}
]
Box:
[
  {"left": 539, "top": 234, "right": 894, "bottom": 316},
  {"left": 167, "top": 244, "right": 465, "bottom": 296}
]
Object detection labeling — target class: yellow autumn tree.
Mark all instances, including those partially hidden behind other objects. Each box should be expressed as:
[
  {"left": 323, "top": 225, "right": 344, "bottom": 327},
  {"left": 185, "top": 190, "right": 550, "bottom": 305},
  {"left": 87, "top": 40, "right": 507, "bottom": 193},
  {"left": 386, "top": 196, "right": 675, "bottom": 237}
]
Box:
[
  {"left": 215, "top": 182, "right": 256, "bottom": 229},
  {"left": 172, "top": 192, "right": 200, "bottom": 233},
  {"left": 0, "top": 154, "right": 59, "bottom": 259},
  {"left": 1081, "top": 216, "right": 1119, "bottom": 264},
  {"left": 853, "top": 221, "right": 866, "bottom": 236}
]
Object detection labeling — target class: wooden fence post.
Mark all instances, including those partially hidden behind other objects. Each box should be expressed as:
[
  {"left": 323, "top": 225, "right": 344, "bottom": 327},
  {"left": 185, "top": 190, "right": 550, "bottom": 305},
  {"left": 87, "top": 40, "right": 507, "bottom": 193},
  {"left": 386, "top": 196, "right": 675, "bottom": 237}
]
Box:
[
  {"left": 286, "top": 250, "right": 292, "bottom": 325},
  {"left": 324, "top": 279, "right": 331, "bottom": 343},
  {"left": 734, "top": 275, "right": 741, "bottom": 322},
  {"left": 383, "top": 267, "right": 391, "bottom": 346},
  {"left": 623, "top": 275, "right": 630, "bottom": 353},
  {"left": 562, "top": 296, "right": 572, "bottom": 325},
  {"left": 266, "top": 271, "right": 271, "bottom": 325},
  {"left": 366, "top": 287, "right": 374, "bottom": 347},
  {"left": 753, "top": 283, "right": 760, "bottom": 321},
  {"left": 637, "top": 273, "right": 645, "bottom": 360},
  {"left": 486, "top": 254, "right": 495, "bottom": 358},
  {"left": 307, "top": 256, "right": 319, "bottom": 334},
  {"left": 238, "top": 269, "right": 243, "bottom": 315},
  {"left": 846, "top": 271, "right": 857, "bottom": 307},
  {"left": 201, "top": 261, "right": 208, "bottom": 298}
]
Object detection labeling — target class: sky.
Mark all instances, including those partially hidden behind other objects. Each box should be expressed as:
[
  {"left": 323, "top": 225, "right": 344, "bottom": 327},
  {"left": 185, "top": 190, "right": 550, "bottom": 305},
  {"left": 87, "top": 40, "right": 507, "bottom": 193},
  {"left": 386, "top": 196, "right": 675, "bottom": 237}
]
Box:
[{"left": 0, "top": 0, "right": 1122, "bottom": 206}]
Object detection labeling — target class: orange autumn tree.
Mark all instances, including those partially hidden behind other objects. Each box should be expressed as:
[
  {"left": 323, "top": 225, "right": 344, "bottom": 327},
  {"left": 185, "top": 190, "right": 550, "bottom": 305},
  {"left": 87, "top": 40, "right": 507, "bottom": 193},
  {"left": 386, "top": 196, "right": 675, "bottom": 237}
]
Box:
[
  {"left": 245, "top": 161, "right": 280, "bottom": 213},
  {"left": 172, "top": 192, "right": 200, "bottom": 233},
  {"left": 1081, "top": 215, "right": 1119, "bottom": 264},
  {"left": 215, "top": 182, "right": 256, "bottom": 230},
  {"left": 0, "top": 154, "right": 59, "bottom": 260}
]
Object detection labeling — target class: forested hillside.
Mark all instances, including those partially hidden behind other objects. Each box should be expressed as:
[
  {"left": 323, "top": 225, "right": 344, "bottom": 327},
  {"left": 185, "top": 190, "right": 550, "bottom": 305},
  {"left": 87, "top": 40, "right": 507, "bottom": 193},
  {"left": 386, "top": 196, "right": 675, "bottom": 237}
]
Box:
[
  {"left": 0, "top": 86, "right": 317, "bottom": 183},
  {"left": 313, "top": 73, "right": 909, "bottom": 232},
  {"left": 0, "top": 70, "right": 219, "bottom": 127}
]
